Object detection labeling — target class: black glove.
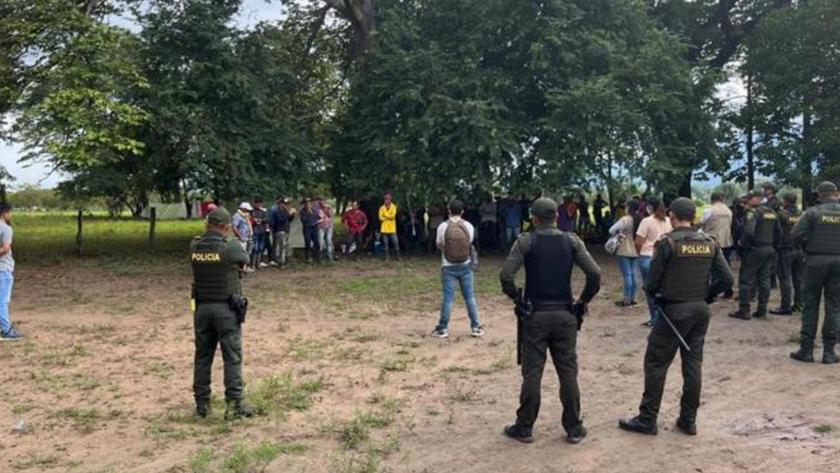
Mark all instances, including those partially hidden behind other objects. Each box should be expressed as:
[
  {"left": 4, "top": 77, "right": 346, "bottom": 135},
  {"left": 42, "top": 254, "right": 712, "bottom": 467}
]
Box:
[
  {"left": 571, "top": 300, "right": 588, "bottom": 331},
  {"left": 228, "top": 295, "right": 249, "bottom": 324},
  {"left": 514, "top": 288, "right": 532, "bottom": 319}
]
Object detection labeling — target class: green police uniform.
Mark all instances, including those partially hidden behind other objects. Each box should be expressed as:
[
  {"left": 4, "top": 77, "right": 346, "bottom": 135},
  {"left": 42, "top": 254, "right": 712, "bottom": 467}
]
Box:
[
  {"left": 774, "top": 205, "right": 805, "bottom": 313},
  {"left": 620, "top": 198, "right": 734, "bottom": 436},
  {"left": 499, "top": 198, "right": 601, "bottom": 444},
  {"left": 732, "top": 203, "right": 780, "bottom": 318},
  {"left": 790, "top": 182, "right": 840, "bottom": 364},
  {"left": 190, "top": 208, "right": 250, "bottom": 417}
]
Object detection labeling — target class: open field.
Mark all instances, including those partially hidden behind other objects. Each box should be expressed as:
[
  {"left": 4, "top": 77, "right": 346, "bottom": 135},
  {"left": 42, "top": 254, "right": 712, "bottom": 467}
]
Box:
[{"left": 2, "top": 215, "right": 840, "bottom": 472}]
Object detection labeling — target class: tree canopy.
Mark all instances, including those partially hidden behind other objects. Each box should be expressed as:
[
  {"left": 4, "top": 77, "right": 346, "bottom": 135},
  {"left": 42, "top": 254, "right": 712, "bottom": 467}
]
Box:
[{"left": 1, "top": 0, "right": 837, "bottom": 211}]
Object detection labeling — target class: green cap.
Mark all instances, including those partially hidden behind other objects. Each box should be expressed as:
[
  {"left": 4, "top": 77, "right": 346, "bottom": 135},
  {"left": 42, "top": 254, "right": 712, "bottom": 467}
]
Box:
[
  {"left": 207, "top": 207, "right": 232, "bottom": 225},
  {"left": 669, "top": 197, "right": 696, "bottom": 221},
  {"left": 531, "top": 197, "right": 558, "bottom": 220},
  {"left": 817, "top": 181, "right": 838, "bottom": 194}
]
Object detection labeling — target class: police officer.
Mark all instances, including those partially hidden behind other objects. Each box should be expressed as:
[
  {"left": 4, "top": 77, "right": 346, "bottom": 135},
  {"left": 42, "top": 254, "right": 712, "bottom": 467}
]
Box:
[
  {"left": 499, "top": 197, "right": 601, "bottom": 444},
  {"left": 191, "top": 207, "right": 254, "bottom": 419},
  {"left": 729, "top": 190, "right": 781, "bottom": 320},
  {"left": 790, "top": 181, "right": 840, "bottom": 364},
  {"left": 770, "top": 193, "right": 805, "bottom": 316},
  {"left": 619, "top": 198, "right": 733, "bottom": 436}
]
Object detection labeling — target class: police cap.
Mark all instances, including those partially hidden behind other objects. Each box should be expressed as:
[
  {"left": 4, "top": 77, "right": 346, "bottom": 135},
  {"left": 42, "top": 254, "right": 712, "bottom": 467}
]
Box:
[
  {"left": 207, "top": 207, "right": 232, "bottom": 226},
  {"left": 531, "top": 197, "right": 558, "bottom": 220},
  {"left": 669, "top": 197, "right": 696, "bottom": 221},
  {"left": 816, "top": 181, "right": 838, "bottom": 195}
]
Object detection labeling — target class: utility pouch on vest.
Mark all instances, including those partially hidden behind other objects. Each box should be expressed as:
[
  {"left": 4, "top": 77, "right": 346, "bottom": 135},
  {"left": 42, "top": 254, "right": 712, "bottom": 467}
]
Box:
[{"left": 229, "top": 295, "right": 249, "bottom": 325}]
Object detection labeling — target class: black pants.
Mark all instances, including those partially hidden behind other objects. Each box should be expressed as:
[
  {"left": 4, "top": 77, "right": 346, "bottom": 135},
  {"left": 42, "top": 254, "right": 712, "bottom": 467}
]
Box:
[
  {"left": 516, "top": 309, "right": 581, "bottom": 434},
  {"left": 303, "top": 226, "right": 320, "bottom": 262},
  {"left": 639, "top": 301, "right": 709, "bottom": 423},
  {"left": 738, "top": 246, "right": 775, "bottom": 314},
  {"left": 344, "top": 232, "right": 365, "bottom": 257}
]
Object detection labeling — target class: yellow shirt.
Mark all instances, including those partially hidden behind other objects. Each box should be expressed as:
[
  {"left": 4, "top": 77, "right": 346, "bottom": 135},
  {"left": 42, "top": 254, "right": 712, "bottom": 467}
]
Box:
[{"left": 379, "top": 203, "right": 398, "bottom": 234}]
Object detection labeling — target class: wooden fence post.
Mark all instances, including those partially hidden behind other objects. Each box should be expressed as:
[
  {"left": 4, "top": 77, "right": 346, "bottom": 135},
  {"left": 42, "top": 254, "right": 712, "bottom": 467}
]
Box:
[
  {"left": 149, "top": 207, "right": 156, "bottom": 244},
  {"left": 76, "top": 209, "right": 83, "bottom": 257}
]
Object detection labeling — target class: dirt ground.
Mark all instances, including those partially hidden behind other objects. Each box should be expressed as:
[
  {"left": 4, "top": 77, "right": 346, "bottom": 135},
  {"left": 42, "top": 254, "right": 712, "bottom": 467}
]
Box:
[{"left": 1, "top": 250, "right": 839, "bottom": 473}]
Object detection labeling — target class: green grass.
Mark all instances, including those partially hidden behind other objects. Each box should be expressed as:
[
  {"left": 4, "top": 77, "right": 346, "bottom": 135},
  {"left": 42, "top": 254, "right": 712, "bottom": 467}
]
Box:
[
  {"left": 11, "top": 212, "right": 203, "bottom": 266},
  {"left": 246, "top": 374, "right": 324, "bottom": 419}
]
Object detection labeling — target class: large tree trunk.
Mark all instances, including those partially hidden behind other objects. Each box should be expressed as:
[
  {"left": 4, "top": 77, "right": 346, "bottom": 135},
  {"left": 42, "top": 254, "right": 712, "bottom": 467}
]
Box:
[{"left": 324, "top": 0, "right": 376, "bottom": 61}]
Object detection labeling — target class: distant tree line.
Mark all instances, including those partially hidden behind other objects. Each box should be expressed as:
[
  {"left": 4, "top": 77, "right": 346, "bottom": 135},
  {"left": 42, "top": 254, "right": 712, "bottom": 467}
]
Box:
[{"left": 1, "top": 0, "right": 837, "bottom": 214}]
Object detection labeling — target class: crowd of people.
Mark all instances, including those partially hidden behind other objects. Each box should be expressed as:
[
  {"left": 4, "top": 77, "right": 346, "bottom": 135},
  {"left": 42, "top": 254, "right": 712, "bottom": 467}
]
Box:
[{"left": 220, "top": 191, "right": 622, "bottom": 271}]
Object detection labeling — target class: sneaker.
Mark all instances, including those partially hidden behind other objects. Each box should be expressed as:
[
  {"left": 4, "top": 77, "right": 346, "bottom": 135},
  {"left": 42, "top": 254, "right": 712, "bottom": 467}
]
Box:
[
  {"left": 268, "top": 261, "right": 278, "bottom": 267},
  {"left": 1, "top": 326, "right": 23, "bottom": 341},
  {"left": 431, "top": 328, "right": 449, "bottom": 339},
  {"left": 243, "top": 266, "right": 255, "bottom": 274},
  {"left": 641, "top": 320, "right": 654, "bottom": 328},
  {"left": 471, "top": 326, "right": 485, "bottom": 338},
  {"left": 258, "top": 262, "right": 269, "bottom": 268},
  {"left": 503, "top": 424, "right": 534, "bottom": 443}
]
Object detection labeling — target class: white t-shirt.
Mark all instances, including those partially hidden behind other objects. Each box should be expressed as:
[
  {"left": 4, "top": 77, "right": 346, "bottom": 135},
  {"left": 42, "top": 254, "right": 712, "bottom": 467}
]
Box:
[
  {"left": 436, "top": 217, "right": 475, "bottom": 266},
  {"left": 0, "top": 220, "right": 13, "bottom": 272}
]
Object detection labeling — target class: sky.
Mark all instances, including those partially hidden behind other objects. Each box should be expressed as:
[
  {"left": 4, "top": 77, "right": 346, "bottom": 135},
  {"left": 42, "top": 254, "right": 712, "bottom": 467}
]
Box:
[{"left": 1, "top": 1, "right": 745, "bottom": 189}]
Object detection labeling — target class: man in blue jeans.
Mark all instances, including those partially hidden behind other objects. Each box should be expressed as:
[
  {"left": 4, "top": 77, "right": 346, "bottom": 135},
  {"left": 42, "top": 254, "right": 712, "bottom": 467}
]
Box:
[
  {"left": 432, "top": 200, "right": 484, "bottom": 339},
  {"left": 0, "top": 202, "right": 23, "bottom": 340}
]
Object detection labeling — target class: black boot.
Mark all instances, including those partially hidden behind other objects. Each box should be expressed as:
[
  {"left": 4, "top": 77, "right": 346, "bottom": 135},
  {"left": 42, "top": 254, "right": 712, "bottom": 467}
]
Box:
[
  {"left": 752, "top": 310, "right": 767, "bottom": 319},
  {"left": 769, "top": 307, "right": 793, "bottom": 316},
  {"left": 676, "top": 417, "right": 697, "bottom": 436},
  {"left": 822, "top": 346, "right": 839, "bottom": 365},
  {"left": 618, "top": 416, "right": 658, "bottom": 435},
  {"left": 503, "top": 424, "right": 534, "bottom": 443},
  {"left": 728, "top": 309, "right": 751, "bottom": 320},
  {"left": 224, "top": 400, "right": 255, "bottom": 420},
  {"left": 196, "top": 400, "right": 210, "bottom": 418},
  {"left": 566, "top": 425, "right": 587, "bottom": 444},
  {"left": 790, "top": 347, "right": 814, "bottom": 363}
]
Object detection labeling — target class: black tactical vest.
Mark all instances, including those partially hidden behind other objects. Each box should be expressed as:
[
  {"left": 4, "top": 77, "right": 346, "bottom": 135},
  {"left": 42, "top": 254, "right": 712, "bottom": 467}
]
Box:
[
  {"left": 658, "top": 231, "right": 715, "bottom": 302},
  {"left": 779, "top": 207, "right": 801, "bottom": 248},
  {"left": 805, "top": 203, "right": 840, "bottom": 255},
  {"left": 191, "top": 234, "right": 236, "bottom": 301},
  {"left": 524, "top": 233, "right": 574, "bottom": 304},
  {"left": 753, "top": 206, "right": 777, "bottom": 247}
]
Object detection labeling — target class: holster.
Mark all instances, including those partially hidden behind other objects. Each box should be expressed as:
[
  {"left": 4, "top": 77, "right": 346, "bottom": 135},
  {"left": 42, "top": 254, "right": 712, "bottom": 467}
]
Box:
[{"left": 228, "top": 295, "right": 249, "bottom": 325}]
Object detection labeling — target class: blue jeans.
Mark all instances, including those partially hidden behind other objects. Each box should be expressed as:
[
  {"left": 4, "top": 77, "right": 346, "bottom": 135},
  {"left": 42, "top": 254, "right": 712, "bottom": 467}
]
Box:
[
  {"left": 618, "top": 256, "right": 637, "bottom": 302},
  {"left": 436, "top": 265, "right": 481, "bottom": 330},
  {"left": 637, "top": 256, "right": 659, "bottom": 323},
  {"left": 0, "top": 270, "right": 13, "bottom": 333},
  {"left": 505, "top": 226, "right": 519, "bottom": 248}
]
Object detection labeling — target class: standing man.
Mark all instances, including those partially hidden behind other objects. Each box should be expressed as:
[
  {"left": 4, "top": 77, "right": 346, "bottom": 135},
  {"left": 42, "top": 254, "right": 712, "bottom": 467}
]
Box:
[
  {"left": 479, "top": 194, "right": 498, "bottom": 252},
  {"left": 701, "top": 191, "right": 734, "bottom": 298},
  {"left": 500, "top": 194, "right": 522, "bottom": 249},
  {"left": 729, "top": 191, "right": 780, "bottom": 320},
  {"left": 269, "top": 197, "right": 294, "bottom": 268},
  {"left": 250, "top": 198, "right": 270, "bottom": 270},
  {"left": 0, "top": 203, "right": 22, "bottom": 340},
  {"left": 190, "top": 207, "right": 254, "bottom": 420},
  {"left": 500, "top": 198, "right": 601, "bottom": 444},
  {"left": 790, "top": 182, "right": 840, "bottom": 364},
  {"left": 593, "top": 193, "right": 607, "bottom": 237},
  {"left": 432, "top": 200, "right": 484, "bottom": 339},
  {"left": 577, "top": 194, "right": 591, "bottom": 235},
  {"left": 231, "top": 202, "right": 254, "bottom": 273},
  {"left": 299, "top": 199, "right": 321, "bottom": 264},
  {"left": 379, "top": 193, "right": 400, "bottom": 261},
  {"left": 316, "top": 198, "right": 335, "bottom": 261},
  {"left": 619, "top": 198, "right": 733, "bottom": 436},
  {"left": 342, "top": 200, "right": 368, "bottom": 259},
  {"left": 771, "top": 192, "right": 805, "bottom": 316}
]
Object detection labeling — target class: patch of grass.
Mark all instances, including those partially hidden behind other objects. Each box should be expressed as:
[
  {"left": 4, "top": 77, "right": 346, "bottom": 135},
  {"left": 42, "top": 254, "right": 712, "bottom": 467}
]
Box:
[
  {"left": 146, "top": 422, "right": 189, "bottom": 441},
  {"left": 246, "top": 374, "right": 324, "bottom": 419},
  {"left": 144, "top": 360, "right": 174, "bottom": 379},
  {"left": 219, "top": 441, "right": 285, "bottom": 473},
  {"left": 379, "top": 352, "right": 414, "bottom": 372},
  {"left": 330, "top": 451, "right": 382, "bottom": 473},
  {"left": 189, "top": 447, "right": 214, "bottom": 473},
  {"left": 340, "top": 406, "right": 398, "bottom": 450},
  {"left": 12, "top": 402, "right": 37, "bottom": 415},
  {"left": 57, "top": 407, "right": 101, "bottom": 434},
  {"left": 814, "top": 424, "right": 834, "bottom": 434},
  {"left": 288, "top": 337, "right": 328, "bottom": 361},
  {"left": 11, "top": 454, "right": 61, "bottom": 470},
  {"left": 449, "top": 387, "right": 478, "bottom": 403}
]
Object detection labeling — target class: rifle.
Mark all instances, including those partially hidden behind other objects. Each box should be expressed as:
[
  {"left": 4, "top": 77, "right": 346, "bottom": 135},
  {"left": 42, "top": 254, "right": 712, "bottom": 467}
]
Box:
[{"left": 514, "top": 288, "right": 533, "bottom": 365}]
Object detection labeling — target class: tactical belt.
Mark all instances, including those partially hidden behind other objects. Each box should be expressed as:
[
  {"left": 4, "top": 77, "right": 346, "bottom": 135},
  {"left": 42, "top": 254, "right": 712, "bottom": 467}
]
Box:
[
  {"left": 532, "top": 300, "right": 572, "bottom": 312},
  {"left": 195, "top": 298, "right": 230, "bottom": 305}
]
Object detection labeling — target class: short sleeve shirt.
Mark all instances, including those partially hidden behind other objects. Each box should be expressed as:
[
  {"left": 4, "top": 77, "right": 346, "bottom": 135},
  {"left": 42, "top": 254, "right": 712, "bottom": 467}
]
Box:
[
  {"left": 436, "top": 218, "right": 475, "bottom": 266},
  {"left": 636, "top": 216, "right": 673, "bottom": 257},
  {"left": 232, "top": 212, "right": 252, "bottom": 241},
  {"left": 0, "top": 221, "right": 13, "bottom": 272}
]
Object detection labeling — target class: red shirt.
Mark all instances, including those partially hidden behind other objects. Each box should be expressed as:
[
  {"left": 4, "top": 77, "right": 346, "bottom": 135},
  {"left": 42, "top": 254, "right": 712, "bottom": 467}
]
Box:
[{"left": 343, "top": 209, "right": 368, "bottom": 235}]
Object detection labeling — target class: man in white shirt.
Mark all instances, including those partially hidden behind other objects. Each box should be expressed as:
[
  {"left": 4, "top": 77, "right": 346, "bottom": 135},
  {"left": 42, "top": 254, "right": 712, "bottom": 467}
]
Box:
[
  {"left": 0, "top": 202, "right": 22, "bottom": 340},
  {"left": 432, "top": 200, "right": 484, "bottom": 339},
  {"left": 700, "top": 192, "right": 734, "bottom": 298}
]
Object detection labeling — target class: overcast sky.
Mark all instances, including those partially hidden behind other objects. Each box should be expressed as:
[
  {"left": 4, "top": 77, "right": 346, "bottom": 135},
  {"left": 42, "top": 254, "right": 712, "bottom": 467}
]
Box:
[{"left": 1, "top": 1, "right": 744, "bottom": 189}]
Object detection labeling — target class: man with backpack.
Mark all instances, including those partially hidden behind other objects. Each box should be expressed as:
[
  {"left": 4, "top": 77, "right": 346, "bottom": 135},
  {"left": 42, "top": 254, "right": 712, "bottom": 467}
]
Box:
[{"left": 432, "top": 200, "right": 484, "bottom": 339}]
